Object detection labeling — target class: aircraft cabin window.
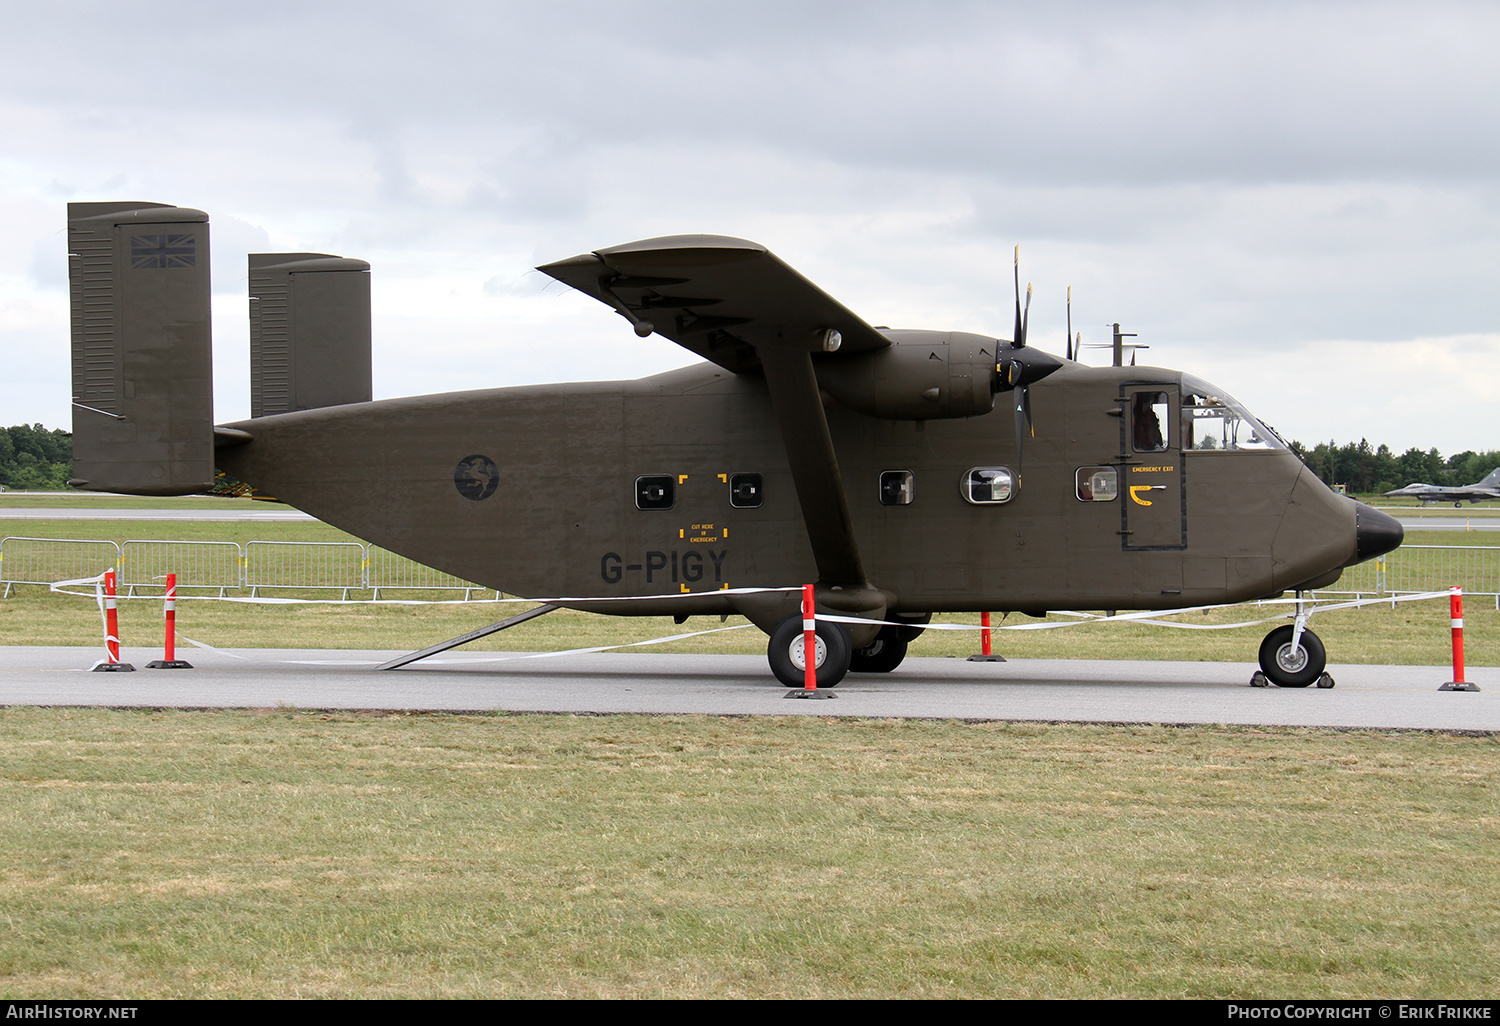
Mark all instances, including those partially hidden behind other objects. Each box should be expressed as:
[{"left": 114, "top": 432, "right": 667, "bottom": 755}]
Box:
[
  {"left": 879, "top": 470, "right": 915, "bottom": 506},
  {"left": 963, "top": 467, "right": 1014, "bottom": 505},
  {"left": 635, "top": 475, "right": 675, "bottom": 510},
  {"left": 1076, "top": 466, "right": 1119, "bottom": 502},
  {"left": 1131, "top": 392, "right": 1169, "bottom": 452},
  {"left": 730, "top": 472, "right": 763, "bottom": 508}
]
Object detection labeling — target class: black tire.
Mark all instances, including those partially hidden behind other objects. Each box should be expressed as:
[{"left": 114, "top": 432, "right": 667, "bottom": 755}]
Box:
[
  {"left": 849, "top": 627, "right": 908, "bottom": 673},
  {"left": 1258, "top": 626, "right": 1327, "bottom": 688},
  {"left": 768, "top": 614, "right": 851, "bottom": 688},
  {"left": 893, "top": 612, "right": 932, "bottom": 643}
]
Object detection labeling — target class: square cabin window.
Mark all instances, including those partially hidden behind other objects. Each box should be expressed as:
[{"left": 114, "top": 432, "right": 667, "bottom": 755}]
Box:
[
  {"left": 1076, "top": 466, "right": 1119, "bottom": 502},
  {"left": 963, "top": 467, "right": 1014, "bottom": 504},
  {"left": 729, "top": 473, "right": 763, "bottom": 508},
  {"left": 635, "top": 475, "right": 674, "bottom": 510},
  {"left": 879, "top": 470, "right": 914, "bottom": 506}
]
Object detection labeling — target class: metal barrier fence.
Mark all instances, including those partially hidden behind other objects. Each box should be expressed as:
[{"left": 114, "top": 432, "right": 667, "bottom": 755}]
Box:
[
  {"left": 2, "top": 536, "right": 492, "bottom": 599},
  {"left": 244, "top": 540, "right": 367, "bottom": 598},
  {"left": 1316, "top": 545, "right": 1500, "bottom": 607},
  {"left": 367, "top": 546, "right": 493, "bottom": 599},
  {"left": 0, "top": 537, "right": 122, "bottom": 597},
  {"left": 7, "top": 535, "right": 1489, "bottom": 606},
  {"left": 120, "top": 540, "right": 243, "bottom": 597}
]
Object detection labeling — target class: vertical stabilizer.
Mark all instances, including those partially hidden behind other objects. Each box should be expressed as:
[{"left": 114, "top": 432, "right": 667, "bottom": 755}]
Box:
[
  {"left": 67, "top": 202, "right": 214, "bottom": 495},
  {"left": 248, "top": 253, "right": 371, "bottom": 417}
]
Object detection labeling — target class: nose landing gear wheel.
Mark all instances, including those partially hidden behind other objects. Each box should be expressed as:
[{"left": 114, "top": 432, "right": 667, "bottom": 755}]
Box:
[
  {"left": 768, "top": 614, "right": 852, "bottom": 688},
  {"left": 1257, "top": 625, "right": 1327, "bottom": 688}
]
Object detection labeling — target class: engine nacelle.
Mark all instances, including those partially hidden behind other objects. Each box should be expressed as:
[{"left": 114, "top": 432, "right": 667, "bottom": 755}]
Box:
[{"left": 814, "top": 330, "right": 1000, "bottom": 420}]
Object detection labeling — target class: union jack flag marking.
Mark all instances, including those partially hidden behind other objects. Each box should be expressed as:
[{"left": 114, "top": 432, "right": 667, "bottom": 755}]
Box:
[{"left": 131, "top": 234, "right": 196, "bottom": 269}]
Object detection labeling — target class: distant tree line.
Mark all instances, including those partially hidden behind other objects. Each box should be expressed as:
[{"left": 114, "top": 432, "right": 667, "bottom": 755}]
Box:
[
  {"left": 1288, "top": 440, "right": 1500, "bottom": 496},
  {"left": 2, "top": 421, "right": 1497, "bottom": 497},
  {"left": 0, "top": 424, "right": 73, "bottom": 490}
]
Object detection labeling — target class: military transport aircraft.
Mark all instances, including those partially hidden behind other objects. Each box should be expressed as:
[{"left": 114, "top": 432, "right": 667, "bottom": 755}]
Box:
[
  {"left": 65, "top": 202, "right": 1404, "bottom": 689},
  {"left": 1384, "top": 468, "right": 1500, "bottom": 507}
]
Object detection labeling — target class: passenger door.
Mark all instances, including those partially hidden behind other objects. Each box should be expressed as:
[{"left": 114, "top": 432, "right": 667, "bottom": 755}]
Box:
[{"left": 1120, "top": 384, "right": 1185, "bottom": 550}]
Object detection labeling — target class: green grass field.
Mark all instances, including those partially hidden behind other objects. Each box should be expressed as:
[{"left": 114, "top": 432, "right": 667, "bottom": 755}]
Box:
[{"left": 0, "top": 710, "right": 1494, "bottom": 999}]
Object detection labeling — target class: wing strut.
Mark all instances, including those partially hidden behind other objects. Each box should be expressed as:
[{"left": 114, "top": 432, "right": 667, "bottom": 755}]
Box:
[{"left": 757, "top": 348, "right": 867, "bottom": 589}]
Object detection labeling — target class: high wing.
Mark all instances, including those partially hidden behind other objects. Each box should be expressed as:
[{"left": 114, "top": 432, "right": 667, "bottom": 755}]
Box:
[
  {"left": 539, "top": 235, "right": 894, "bottom": 593},
  {"left": 538, "top": 235, "right": 891, "bottom": 375}
]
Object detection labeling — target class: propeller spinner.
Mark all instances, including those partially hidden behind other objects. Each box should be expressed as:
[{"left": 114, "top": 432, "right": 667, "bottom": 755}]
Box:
[{"left": 995, "top": 247, "right": 1061, "bottom": 474}]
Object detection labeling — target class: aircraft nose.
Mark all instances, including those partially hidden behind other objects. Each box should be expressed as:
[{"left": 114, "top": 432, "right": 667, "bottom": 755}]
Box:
[{"left": 1353, "top": 503, "right": 1404, "bottom": 563}]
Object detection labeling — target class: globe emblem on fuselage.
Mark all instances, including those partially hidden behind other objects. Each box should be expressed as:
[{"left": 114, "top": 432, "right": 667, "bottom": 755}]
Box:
[{"left": 454, "top": 455, "right": 499, "bottom": 501}]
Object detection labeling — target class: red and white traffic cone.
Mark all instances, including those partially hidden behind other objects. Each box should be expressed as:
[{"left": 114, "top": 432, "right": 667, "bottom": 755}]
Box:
[
  {"left": 146, "top": 573, "right": 193, "bottom": 669},
  {"left": 968, "top": 611, "right": 1006, "bottom": 662},
  {"left": 92, "top": 568, "right": 135, "bottom": 672},
  {"left": 1440, "top": 586, "right": 1480, "bottom": 691},
  {"left": 803, "top": 584, "right": 817, "bottom": 692},
  {"left": 785, "top": 583, "right": 836, "bottom": 700}
]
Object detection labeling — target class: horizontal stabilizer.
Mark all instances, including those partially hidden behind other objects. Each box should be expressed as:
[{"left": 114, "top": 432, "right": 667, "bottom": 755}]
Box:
[
  {"left": 249, "top": 253, "right": 371, "bottom": 417},
  {"left": 67, "top": 202, "right": 214, "bottom": 495}
]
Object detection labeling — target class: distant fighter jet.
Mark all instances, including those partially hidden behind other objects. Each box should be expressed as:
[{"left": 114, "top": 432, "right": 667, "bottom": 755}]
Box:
[{"left": 1384, "top": 468, "right": 1500, "bottom": 506}]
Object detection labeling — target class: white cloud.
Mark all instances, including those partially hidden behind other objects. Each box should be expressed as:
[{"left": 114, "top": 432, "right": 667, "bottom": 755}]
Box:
[{"left": 2, "top": 1, "right": 1497, "bottom": 455}]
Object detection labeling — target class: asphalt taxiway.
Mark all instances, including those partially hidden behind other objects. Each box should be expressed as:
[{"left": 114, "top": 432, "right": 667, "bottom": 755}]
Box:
[{"left": 1, "top": 646, "right": 1492, "bottom": 731}]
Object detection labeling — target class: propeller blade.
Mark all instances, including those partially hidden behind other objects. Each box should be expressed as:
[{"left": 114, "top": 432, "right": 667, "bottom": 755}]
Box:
[
  {"left": 1014, "top": 384, "right": 1027, "bottom": 471},
  {"left": 1022, "top": 282, "right": 1032, "bottom": 348},
  {"left": 1012, "top": 245, "right": 1023, "bottom": 348},
  {"left": 1066, "top": 286, "right": 1073, "bottom": 361},
  {"left": 1003, "top": 349, "right": 1055, "bottom": 475}
]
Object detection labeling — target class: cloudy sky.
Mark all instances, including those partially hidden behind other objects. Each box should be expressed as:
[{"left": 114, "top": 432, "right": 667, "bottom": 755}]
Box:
[{"left": 3, "top": 0, "right": 1497, "bottom": 455}]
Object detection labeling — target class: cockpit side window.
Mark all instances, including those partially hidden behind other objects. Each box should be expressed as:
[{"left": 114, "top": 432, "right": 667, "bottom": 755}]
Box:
[{"left": 1131, "top": 392, "right": 1168, "bottom": 453}]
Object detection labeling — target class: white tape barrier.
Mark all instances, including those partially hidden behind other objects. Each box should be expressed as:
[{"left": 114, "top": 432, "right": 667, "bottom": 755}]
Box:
[
  {"left": 46, "top": 582, "right": 803, "bottom": 605},
  {"left": 171, "top": 622, "right": 762, "bottom": 665},
  {"left": 53, "top": 570, "right": 121, "bottom": 670},
  {"left": 46, "top": 574, "right": 1453, "bottom": 668},
  {"left": 50, "top": 572, "right": 1451, "bottom": 632},
  {"left": 817, "top": 591, "right": 1452, "bottom": 633}
]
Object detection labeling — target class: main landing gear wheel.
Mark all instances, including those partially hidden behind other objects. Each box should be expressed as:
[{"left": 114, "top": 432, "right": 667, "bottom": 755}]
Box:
[
  {"left": 1258, "top": 625, "right": 1327, "bottom": 688},
  {"left": 768, "top": 614, "right": 851, "bottom": 688},
  {"left": 849, "top": 626, "right": 908, "bottom": 673}
]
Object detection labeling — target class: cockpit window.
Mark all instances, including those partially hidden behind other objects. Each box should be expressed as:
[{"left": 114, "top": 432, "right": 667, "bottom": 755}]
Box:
[
  {"left": 1131, "top": 392, "right": 1169, "bottom": 452},
  {"left": 1181, "top": 375, "right": 1287, "bottom": 451}
]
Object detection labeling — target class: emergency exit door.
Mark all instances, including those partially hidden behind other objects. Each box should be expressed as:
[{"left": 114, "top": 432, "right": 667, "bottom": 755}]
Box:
[{"left": 1121, "top": 385, "right": 1186, "bottom": 550}]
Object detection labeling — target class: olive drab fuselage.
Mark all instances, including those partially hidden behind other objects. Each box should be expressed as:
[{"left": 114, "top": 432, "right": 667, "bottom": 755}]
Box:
[{"left": 218, "top": 356, "right": 1359, "bottom": 628}]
